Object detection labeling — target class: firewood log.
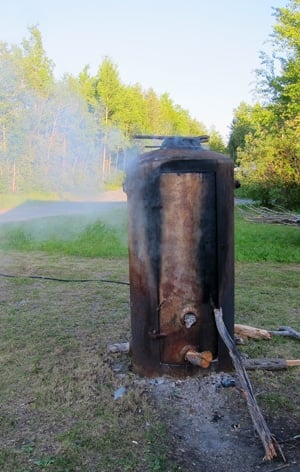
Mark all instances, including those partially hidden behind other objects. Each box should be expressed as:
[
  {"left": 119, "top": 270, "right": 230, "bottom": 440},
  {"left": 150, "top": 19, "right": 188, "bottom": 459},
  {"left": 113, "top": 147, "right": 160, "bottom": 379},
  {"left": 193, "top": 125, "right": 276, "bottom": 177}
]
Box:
[{"left": 234, "top": 324, "right": 271, "bottom": 340}]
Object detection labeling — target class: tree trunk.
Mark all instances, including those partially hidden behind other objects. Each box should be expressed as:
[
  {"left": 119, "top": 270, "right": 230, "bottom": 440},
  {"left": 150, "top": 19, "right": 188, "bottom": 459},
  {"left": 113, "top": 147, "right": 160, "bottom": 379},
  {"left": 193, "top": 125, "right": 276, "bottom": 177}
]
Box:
[{"left": 12, "top": 160, "right": 17, "bottom": 193}]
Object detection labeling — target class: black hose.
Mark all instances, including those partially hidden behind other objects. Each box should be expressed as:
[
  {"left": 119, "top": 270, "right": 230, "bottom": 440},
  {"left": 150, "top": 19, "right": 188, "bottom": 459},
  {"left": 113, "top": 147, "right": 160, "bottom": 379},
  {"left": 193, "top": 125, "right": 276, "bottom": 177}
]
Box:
[{"left": 0, "top": 273, "right": 129, "bottom": 286}]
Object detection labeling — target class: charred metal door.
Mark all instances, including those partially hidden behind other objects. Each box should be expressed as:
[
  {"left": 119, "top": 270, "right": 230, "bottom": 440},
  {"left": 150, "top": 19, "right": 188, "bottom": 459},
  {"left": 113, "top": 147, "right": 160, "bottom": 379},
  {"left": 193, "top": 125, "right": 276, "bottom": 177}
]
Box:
[{"left": 159, "top": 171, "right": 218, "bottom": 365}]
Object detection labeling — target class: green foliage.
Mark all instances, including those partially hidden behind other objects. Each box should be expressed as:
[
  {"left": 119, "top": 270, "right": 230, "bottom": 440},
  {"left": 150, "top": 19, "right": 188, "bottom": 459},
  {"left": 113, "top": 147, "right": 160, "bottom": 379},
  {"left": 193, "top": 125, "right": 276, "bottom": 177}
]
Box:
[
  {"left": 228, "top": 102, "right": 256, "bottom": 162},
  {"left": 114, "top": 83, "right": 147, "bottom": 136},
  {"left": 73, "top": 65, "right": 98, "bottom": 111},
  {"left": 0, "top": 33, "right": 211, "bottom": 195},
  {"left": 144, "top": 88, "right": 163, "bottom": 133},
  {"left": 208, "top": 128, "right": 227, "bottom": 153},
  {"left": 265, "top": 0, "right": 300, "bottom": 119},
  {"left": 159, "top": 93, "right": 206, "bottom": 136},
  {"left": 21, "top": 25, "right": 54, "bottom": 95},
  {"left": 0, "top": 35, "right": 101, "bottom": 194},
  {"left": 236, "top": 117, "right": 300, "bottom": 207},
  {"left": 96, "top": 57, "right": 123, "bottom": 126},
  {"left": 229, "top": 1, "right": 300, "bottom": 208}
]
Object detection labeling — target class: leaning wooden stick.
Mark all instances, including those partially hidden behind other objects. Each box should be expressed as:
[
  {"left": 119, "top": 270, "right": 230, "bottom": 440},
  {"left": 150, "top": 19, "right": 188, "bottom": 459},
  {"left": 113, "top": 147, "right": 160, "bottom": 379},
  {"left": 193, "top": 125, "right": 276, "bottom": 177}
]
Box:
[{"left": 214, "top": 307, "right": 285, "bottom": 462}]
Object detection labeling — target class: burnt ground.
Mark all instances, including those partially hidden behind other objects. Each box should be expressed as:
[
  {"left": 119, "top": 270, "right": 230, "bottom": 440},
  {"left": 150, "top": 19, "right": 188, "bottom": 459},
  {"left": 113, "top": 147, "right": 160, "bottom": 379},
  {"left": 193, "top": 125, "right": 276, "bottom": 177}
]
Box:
[{"left": 141, "top": 372, "right": 300, "bottom": 472}]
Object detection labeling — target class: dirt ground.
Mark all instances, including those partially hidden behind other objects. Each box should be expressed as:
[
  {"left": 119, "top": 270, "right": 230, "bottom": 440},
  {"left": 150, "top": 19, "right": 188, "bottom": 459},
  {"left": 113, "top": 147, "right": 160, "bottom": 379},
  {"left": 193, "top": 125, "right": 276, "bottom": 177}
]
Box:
[
  {"left": 107, "top": 345, "right": 300, "bottom": 472},
  {"left": 139, "top": 372, "right": 300, "bottom": 472}
]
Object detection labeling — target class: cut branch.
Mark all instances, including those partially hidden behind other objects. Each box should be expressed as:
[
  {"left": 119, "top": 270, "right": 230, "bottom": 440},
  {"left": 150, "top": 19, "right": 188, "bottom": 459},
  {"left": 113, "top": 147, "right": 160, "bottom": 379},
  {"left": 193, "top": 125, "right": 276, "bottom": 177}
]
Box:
[
  {"left": 269, "top": 326, "right": 300, "bottom": 340},
  {"left": 107, "top": 342, "right": 130, "bottom": 353},
  {"left": 214, "top": 307, "right": 285, "bottom": 462},
  {"left": 234, "top": 324, "right": 300, "bottom": 341}
]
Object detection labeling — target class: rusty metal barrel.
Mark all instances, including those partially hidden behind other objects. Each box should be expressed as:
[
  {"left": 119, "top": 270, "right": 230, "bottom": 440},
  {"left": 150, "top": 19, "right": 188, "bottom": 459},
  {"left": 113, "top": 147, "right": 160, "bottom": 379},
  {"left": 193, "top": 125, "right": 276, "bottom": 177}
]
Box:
[{"left": 124, "top": 136, "right": 234, "bottom": 377}]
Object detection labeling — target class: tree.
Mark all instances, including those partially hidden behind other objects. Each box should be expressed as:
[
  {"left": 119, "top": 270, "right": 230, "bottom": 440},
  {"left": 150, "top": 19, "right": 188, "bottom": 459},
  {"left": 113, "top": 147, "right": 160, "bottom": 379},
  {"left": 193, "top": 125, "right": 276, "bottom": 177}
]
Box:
[
  {"left": 144, "top": 88, "right": 162, "bottom": 133},
  {"left": 66, "top": 65, "right": 98, "bottom": 113},
  {"left": 114, "top": 83, "right": 147, "bottom": 137},
  {"left": 209, "top": 128, "right": 227, "bottom": 154},
  {"left": 228, "top": 102, "right": 256, "bottom": 161},
  {"left": 0, "top": 28, "right": 224, "bottom": 195},
  {"left": 256, "top": 0, "right": 300, "bottom": 119},
  {"left": 95, "top": 58, "right": 125, "bottom": 176},
  {"left": 0, "top": 43, "right": 28, "bottom": 192},
  {"left": 96, "top": 57, "right": 122, "bottom": 127},
  {"left": 21, "top": 25, "right": 54, "bottom": 95},
  {"left": 0, "top": 27, "right": 56, "bottom": 192},
  {"left": 230, "top": 1, "right": 300, "bottom": 207},
  {"left": 236, "top": 117, "right": 300, "bottom": 207},
  {"left": 159, "top": 93, "right": 207, "bottom": 136}
]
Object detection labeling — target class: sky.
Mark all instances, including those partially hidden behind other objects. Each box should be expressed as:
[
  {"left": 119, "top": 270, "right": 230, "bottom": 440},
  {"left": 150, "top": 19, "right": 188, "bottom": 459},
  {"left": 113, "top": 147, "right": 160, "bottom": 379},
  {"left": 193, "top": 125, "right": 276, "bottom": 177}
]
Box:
[{"left": 1, "top": 0, "right": 288, "bottom": 141}]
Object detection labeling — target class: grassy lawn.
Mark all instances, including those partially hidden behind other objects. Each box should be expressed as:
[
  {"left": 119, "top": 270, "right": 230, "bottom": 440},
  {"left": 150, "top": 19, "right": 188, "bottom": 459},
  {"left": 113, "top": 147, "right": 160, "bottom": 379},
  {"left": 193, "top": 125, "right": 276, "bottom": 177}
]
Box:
[
  {"left": 235, "top": 211, "right": 300, "bottom": 262},
  {"left": 0, "top": 252, "right": 172, "bottom": 471},
  {"left": 0, "top": 205, "right": 299, "bottom": 471}
]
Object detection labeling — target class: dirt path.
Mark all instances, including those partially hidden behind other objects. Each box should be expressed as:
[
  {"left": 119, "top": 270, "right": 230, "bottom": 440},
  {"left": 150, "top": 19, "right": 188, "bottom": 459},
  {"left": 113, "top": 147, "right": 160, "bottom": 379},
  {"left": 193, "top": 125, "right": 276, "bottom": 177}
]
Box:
[{"left": 0, "top": 190, "right": 127, "bottom": 223}]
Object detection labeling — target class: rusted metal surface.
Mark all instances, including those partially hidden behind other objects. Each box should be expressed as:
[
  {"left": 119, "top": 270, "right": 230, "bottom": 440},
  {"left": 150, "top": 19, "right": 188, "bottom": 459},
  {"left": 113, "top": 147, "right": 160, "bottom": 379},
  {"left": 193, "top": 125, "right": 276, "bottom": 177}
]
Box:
[
  {"left": 125, "top": 145, "right": 234, "bottom": 377},
  {"left": 159, "top": 172, "right": 217, "bottom": 364}
]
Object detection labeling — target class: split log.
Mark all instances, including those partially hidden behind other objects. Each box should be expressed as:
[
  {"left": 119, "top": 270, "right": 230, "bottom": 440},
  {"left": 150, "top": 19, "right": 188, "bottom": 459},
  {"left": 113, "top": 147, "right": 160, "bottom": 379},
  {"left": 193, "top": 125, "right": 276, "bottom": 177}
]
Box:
[
  {"left": 243, "top": 358, "right": 300, "bottom": 370},
  {"left": 234, "top": 324, "right": 271, "bottom": 340},
  {"left": 185, "top": 350, "right": 213, "bottom": 368},
  {"left": 269, "top": 326, "right": 300, "bottom": 340},
  {"left": 214, "top": 307, "right": 285, "bottom": 462}
]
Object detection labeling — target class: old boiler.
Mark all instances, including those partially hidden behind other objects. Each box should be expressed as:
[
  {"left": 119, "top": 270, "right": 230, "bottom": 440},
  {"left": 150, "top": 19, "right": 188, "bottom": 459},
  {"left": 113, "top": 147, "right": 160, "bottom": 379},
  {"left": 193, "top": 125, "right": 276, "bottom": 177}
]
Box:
[{"left": 125, "top": 135, "right": 235, "bottom": 377}]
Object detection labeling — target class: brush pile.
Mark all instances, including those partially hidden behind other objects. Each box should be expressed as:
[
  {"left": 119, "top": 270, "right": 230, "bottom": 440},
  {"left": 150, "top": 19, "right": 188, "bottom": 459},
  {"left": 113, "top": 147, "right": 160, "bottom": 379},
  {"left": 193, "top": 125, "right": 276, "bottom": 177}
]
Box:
[{"left": 237, "top": 204, "right": 300, "bottom": 226}]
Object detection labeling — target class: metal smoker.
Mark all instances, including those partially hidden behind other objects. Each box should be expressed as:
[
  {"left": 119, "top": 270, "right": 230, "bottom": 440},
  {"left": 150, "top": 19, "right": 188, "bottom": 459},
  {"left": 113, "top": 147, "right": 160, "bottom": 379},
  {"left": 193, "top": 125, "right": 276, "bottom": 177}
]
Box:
[{"left": 125, "top": 135, "right": 235, "bottom": 377}]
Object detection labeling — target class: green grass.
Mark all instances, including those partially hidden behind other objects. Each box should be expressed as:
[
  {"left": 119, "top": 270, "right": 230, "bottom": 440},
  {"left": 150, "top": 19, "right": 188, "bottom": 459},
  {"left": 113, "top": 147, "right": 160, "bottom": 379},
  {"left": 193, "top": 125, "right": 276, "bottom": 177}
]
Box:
[
  {"left": 235, "top": 211, "right": 300, "bottom": 263},
  {"left": 0, "top": 215, "right": 128, "bottom": 258},
  {"left": 0, "top": 207, "right": 299, "bottom": 262},
  {"left": 0, "top": 251, "right": 174, "bottom": 472},
  {"left": 0, "top": 252, "right": 299, "bottom": 471},
  {"left": 234, "top": 261, "right": 300, "bottom": 417}
]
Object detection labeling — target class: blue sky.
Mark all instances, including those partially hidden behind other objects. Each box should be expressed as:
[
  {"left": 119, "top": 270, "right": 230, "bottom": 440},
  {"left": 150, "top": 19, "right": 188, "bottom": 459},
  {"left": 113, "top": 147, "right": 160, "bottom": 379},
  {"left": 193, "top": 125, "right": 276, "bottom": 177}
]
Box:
[{"left": 1, "top": 0, "right": 287, "bottom": 141}]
